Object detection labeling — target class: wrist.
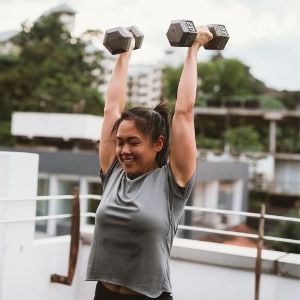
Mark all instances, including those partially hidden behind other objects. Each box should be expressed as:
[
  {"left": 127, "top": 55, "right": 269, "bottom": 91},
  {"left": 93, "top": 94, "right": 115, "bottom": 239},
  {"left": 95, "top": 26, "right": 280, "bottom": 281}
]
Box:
[
  {"left": 187, "top": 45, "right": 200, "bottom": 57},
  {"left": 117, "top": 51, "right": 132, "bottom": 63}
]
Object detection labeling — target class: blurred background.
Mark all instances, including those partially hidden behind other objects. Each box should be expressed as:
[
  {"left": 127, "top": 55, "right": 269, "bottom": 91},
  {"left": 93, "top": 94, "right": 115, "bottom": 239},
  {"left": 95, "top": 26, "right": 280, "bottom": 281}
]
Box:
[{"left": 0, "top": 0, "right": 299, "bottom": 255}]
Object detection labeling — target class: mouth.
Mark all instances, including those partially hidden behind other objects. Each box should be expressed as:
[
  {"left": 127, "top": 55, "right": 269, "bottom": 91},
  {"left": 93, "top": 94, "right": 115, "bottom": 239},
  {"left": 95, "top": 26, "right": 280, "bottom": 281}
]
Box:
[{"left": 121, "top": 157, "right": 135, "bottom": 165}]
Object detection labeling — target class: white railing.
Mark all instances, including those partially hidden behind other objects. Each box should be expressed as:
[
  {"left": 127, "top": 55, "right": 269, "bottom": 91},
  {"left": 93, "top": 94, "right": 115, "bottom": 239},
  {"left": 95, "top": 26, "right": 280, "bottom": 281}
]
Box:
[
  {"left": 1, "top": 193, "right": 299, "bottom": 300},
  {"left": 0, "top": 194, "right": 299, "bottom": 246}
]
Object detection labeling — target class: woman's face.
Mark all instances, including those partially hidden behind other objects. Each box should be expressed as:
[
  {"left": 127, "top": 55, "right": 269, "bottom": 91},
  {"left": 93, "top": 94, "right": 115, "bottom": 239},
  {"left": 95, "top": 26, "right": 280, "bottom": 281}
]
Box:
[{"left": 116, "top": 120, "right": 163, "bottom": 178}]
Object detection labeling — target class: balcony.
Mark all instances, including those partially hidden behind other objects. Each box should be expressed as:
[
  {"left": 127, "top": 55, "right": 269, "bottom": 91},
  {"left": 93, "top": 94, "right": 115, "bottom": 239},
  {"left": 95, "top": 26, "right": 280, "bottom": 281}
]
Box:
[{"left": 1, "top": 152, "right": 299, "bottom": 300}]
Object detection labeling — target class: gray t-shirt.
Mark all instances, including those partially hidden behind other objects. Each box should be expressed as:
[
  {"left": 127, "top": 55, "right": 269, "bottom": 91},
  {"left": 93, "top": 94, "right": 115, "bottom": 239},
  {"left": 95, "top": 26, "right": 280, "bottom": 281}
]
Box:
[{"left": 86, "top": 160, "right": 195, "bottom": 298}]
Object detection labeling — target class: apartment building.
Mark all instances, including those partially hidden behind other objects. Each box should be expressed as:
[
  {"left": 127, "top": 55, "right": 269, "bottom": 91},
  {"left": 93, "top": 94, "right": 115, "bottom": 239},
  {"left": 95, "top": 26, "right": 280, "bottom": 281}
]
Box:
[
  {"left": 194, "top": 107, "right": 300, "bottom": 208},
  {"left": 127, "top": 65, "right": 162, "bottom": 107}
]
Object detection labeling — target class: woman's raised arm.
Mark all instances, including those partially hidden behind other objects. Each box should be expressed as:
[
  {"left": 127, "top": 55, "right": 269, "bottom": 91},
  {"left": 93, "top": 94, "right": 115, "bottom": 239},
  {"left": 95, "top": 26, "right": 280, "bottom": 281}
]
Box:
[
  {"left": 169, "top": 26, "right": 213, "bottom": 187},
  {"left": 99, "top": 43, "right": 134, "bottom": 173}
]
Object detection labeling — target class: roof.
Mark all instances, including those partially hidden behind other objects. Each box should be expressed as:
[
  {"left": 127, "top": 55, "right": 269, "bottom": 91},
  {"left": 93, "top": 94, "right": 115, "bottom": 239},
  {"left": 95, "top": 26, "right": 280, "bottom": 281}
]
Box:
[{"left": 11, "top": 112, "right": 103, "bottom": 142}]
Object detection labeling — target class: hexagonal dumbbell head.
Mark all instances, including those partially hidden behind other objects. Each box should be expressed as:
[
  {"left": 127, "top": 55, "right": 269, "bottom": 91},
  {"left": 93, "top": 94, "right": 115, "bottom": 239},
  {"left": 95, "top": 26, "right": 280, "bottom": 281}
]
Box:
[
  {"left": 166, "top": 20, "right": 198, "bottom": 47},
  {"left": 126, "top": 26, "right": 144, "bottom": 50},
  {"left": 103, "top": 27, "right": 132, "bottom": 55},
  {"left": 204, "top": 24, "right": 229, "bottom": 50}
]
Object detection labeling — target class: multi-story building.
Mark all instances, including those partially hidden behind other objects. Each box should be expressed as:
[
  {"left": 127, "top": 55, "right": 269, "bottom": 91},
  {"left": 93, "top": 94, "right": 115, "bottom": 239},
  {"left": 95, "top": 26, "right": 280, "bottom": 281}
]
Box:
[
  {"left": 194, "top": 106, "right": 300, "bottom": 214},
  {"left": 127, "top": 65, "right": 162, "bottom": 107}
]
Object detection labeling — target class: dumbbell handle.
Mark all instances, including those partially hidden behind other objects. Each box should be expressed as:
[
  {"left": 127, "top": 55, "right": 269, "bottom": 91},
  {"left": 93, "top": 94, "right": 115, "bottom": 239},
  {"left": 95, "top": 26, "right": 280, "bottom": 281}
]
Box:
[
  {"left": 187, "top": 21, "right": 229, "bottom": 49},
  {"left": 167, "top": 20, "right": 229, "bottom": 50},
  {"left": 103, "top": 26, "right": 144, "bottom": 55}
]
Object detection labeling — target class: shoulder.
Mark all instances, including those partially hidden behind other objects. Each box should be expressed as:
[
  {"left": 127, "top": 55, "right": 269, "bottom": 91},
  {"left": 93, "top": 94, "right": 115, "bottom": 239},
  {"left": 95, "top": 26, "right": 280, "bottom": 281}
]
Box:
[{"left": 99, "top": 159, "right": 122, "bottom": 189}]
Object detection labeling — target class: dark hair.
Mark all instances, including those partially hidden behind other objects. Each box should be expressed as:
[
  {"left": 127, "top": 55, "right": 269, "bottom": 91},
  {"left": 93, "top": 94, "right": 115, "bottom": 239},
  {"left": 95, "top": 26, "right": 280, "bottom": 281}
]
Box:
[{"left": 111, "top": 102, "right": 170, "bottom": 167}]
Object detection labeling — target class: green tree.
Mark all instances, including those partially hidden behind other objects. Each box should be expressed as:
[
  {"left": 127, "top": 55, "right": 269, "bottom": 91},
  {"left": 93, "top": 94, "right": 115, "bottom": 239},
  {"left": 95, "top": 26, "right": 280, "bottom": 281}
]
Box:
[
  {"left": 277, "top": 126, "right": 300, "bottom": 153},
  {"left": 268, "top": 209, "right": 300, "bottom": 254},
  {"left": 162, "top": 54, "right": 268, "bottom": 108},
  {"left": 198, "top": 55, "right": 266, "bottom": 100},
  {"left": 279, "top": 90, "right": 300, "bottom": 110},
  {"left": 0, "top": 14, "right": 104, "bottom": 145},
  {"left": 162, "top": 66, "right": 182, "bottom": 109},
  {"left": 224, "top": 125, "right": 263, "bottom": 153},
  {"left": 258, "top": 95, "right": 285, "bottom": 110}
]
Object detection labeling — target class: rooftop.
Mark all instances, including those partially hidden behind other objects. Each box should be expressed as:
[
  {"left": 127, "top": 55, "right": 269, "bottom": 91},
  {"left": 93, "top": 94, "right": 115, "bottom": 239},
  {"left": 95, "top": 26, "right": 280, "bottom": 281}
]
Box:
[
  {"left": 11, "top": 112, "right": 103, "bottom": 142},
  {"left": 1, "top": 149, "right": 299, "bottom": 300}
]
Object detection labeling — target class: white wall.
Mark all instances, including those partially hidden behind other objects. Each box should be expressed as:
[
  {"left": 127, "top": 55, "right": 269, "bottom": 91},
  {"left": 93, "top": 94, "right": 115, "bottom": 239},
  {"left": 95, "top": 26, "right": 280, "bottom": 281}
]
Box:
[
  {"left": 0, "top": 152, "right": 39, "bottom": 300},
  {"left": 11, "top": 112, "right": 103, "bottom": 142}
]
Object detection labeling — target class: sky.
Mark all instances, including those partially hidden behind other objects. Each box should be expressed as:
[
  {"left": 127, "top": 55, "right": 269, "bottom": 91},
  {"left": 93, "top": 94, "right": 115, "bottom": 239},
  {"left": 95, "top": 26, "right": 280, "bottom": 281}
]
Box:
[{"left": 0, "top": 0, "right": 299, "bottom": 91}]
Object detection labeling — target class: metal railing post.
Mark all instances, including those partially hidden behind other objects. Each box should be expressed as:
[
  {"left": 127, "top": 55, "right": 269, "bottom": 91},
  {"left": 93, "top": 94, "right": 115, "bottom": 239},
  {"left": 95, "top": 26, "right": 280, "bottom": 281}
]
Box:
[
  {"left": 50, "top": 187, "right": 80, "bottom": 285},
  {"left": 255, "top": 204, "right": 266, "bottom": 300}
]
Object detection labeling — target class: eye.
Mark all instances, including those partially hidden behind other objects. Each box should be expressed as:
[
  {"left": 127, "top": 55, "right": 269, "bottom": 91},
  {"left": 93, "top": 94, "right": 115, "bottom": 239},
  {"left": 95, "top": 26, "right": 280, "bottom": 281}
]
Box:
[
  {"left": 130, "top": 141, "right": 140, "bottom": 146},
  {"left": 116, "top": 141, "right": 124, "bottom": 146}
]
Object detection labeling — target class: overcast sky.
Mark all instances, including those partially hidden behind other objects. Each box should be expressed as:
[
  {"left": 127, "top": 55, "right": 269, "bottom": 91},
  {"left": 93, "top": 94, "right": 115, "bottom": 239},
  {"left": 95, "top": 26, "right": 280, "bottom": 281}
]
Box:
[{"left": 0, "top": 0, "right": 299, "bottom": 91}]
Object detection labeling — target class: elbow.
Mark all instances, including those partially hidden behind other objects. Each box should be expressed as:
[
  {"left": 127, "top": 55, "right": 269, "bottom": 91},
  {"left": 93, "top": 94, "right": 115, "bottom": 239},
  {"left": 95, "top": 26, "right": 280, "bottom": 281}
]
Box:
[
  {"left": 174, "top": 105, "right": 194, "bottom": 116},
  {"left": 103, "top": 105, "right": 121, "bottom": 116}
]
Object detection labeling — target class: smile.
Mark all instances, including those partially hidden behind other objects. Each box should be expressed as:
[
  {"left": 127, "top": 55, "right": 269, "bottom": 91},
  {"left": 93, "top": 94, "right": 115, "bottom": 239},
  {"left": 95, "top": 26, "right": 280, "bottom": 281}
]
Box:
[{"left": 122, "top": 158, "right": 135, "bottom": 164}]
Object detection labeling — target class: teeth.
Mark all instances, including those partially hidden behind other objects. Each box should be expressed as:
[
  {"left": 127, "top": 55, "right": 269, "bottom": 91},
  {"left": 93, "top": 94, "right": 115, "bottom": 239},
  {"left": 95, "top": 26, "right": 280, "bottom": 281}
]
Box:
[{"left": 123, "top": 158, "right": 134, "bottom": 163}]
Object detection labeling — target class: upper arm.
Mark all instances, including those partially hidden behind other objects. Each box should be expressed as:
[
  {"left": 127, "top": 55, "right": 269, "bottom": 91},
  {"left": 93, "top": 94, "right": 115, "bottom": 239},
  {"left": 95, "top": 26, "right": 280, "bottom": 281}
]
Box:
[
  {"left": 169, "top": 109, "right": 197, "bottom": 187},
  {"left": 99, "top": 108, "right": 120, "bottom": 174}
]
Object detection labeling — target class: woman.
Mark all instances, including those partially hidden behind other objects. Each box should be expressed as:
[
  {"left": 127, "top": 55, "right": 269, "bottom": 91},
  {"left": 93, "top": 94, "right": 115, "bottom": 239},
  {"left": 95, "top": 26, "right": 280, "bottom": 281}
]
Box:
[{"left": 86, "top": 26, "right": 213, "bottom": 299}]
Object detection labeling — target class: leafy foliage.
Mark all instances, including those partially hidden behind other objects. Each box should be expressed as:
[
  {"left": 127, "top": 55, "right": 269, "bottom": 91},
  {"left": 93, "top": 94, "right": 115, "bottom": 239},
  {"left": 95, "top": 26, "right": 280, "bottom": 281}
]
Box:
[
  {"left": 268, "top": 209, "right": 300, "bottom": 254},
  {"left": 162, "top": 54, "right": 267, "bottom": 107},
  {"left": 277, "top": 126, "right": 300, "bottom": 153},
  {"left": 198, "top": 56, "right": 266, "bottom": 99},
  {"left": 258, "top": 95, "right": 285, "bottom": 110},
  {"left": 0, "top": 14, "right": 104, "bottom": 145},
  {"left": 224, "top": 126, "right": 263, "bottom": 153}
]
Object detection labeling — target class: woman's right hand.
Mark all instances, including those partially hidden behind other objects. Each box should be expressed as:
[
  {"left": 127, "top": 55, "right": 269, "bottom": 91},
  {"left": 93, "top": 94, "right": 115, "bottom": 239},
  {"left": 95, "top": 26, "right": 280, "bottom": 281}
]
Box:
[
  {"left": 129, "top": 33, "right": 136, "bottom": 51},
  {"left": 124, "top": 29, "right": 135, "bottom": 53},
  {"left": 193, "top": 25, "right": 213, "bottom": 50}
]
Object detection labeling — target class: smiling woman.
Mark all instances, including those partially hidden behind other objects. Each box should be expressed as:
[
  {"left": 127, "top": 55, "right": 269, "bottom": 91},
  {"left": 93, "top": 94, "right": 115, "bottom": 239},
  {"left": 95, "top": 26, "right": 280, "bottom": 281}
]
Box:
[
  {"left": 112, "top": 106, "right": 169, "bottom": 178},
  {"left": 85, "top": 26, "right": 213, "bottom": 299}
]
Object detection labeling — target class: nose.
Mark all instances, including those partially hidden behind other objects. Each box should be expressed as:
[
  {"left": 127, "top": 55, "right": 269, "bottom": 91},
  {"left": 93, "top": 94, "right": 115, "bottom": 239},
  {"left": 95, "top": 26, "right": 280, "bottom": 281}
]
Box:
[{"left": 121, "top": 143, "right": 130, "bottom": 154}]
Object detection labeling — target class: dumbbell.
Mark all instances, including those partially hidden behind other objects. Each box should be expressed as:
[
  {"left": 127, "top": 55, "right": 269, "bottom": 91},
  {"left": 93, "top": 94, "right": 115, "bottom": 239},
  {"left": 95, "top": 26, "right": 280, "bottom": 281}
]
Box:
[
  {"left": 103, "top": 26, "right": 144, "bottom": 55},
  {"left": 166, "top": 20, "right": 229, "bottom": 50}
]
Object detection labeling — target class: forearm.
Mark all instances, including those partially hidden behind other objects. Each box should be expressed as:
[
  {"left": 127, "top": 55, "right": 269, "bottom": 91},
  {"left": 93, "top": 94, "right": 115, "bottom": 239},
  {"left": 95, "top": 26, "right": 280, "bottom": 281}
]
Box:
[
  {"left": 105, "top": 52, "right": 132, "bottom": 114},
  {"left": 175, "top": 45, "right": 199, "bottom": 113}
]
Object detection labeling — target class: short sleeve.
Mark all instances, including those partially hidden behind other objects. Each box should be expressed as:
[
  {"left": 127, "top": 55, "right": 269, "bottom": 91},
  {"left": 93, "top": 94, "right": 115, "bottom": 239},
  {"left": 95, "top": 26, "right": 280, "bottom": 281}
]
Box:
[
  {"left": 166, "top": 163, "right": 196, "bottom": 200},
  {"left": 166, "top": 164, "right": 196, "bottom": 231},
  {"left": 99, "top": 159, "right": 121, "bottom": 189}
]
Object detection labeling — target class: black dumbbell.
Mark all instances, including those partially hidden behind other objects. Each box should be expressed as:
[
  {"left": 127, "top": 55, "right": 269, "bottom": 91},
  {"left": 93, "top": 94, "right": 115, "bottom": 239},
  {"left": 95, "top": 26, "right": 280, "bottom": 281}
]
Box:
[
  {"left": 166, "top": 20, "right": 229, "bottom": 50},
  {"left": 103, "top": 26, "right": 144, "bottom": 55}
]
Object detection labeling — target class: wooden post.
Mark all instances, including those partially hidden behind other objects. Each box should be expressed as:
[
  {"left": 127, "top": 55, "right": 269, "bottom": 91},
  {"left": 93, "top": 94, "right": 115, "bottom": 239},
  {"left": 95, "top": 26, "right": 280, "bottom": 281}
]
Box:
[
  {"left": 51, "top": 187, "right": 80, "bottom": 285},
  {"left": 255, "top": 204, "right": 266, "bottom": 300}
]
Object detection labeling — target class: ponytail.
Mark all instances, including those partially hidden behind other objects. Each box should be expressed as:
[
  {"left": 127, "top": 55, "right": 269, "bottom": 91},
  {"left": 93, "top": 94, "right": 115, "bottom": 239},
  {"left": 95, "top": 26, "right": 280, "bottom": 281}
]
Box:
[{"left": 153, "top": 102, "right": 170, "bottom": 167}]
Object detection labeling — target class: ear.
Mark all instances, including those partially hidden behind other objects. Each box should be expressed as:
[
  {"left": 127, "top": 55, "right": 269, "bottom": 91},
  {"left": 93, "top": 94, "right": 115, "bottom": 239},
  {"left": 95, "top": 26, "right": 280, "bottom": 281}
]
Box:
[{"left": 154, "top": 135, "right": 164, "bottom": 152}]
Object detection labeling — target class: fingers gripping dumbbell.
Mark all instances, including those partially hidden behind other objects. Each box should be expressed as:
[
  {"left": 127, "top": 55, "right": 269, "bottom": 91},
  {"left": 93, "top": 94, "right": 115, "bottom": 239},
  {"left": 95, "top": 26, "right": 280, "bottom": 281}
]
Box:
[
  {"left": 166, "top": 20, "right": 229, "bottom": 50},
  {"left": 103, "top": 26, "right": 144, "bottom": 55}
]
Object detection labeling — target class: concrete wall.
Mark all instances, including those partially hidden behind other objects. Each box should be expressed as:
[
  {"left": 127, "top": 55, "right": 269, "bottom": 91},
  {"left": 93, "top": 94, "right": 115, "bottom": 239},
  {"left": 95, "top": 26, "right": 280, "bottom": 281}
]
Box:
[
  {"left": 11, "top": 112, "right": 103, "bottom": 141},
  {"left": 0, "top": 152, "right": 39, "bottom": 300}
]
